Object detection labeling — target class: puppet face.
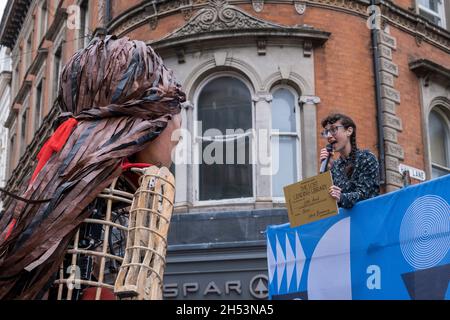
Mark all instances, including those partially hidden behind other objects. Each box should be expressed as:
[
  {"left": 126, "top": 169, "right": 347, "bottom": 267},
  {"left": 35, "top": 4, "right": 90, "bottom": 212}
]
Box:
[{"left": 135, "top": 113, "right": 182, "bottom": 167}]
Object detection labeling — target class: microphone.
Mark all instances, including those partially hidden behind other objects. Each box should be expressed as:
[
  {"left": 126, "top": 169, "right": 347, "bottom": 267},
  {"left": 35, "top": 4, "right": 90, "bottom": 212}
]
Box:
[{"left": 320, "top": 142, "right": 336, "bottom": 173}]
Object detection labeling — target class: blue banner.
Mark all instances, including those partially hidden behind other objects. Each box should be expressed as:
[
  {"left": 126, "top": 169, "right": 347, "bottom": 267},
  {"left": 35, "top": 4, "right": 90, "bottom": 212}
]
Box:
[{"left": 266, "top": 174, "right": 450, "bottom": 300}]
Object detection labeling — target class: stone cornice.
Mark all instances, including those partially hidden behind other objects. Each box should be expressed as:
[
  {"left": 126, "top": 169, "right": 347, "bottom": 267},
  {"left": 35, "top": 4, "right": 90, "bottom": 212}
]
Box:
[
  {"left": 13, "top": 79, "right": 31, "bottom": 105},
  {"left": 0, "top": 0, "right": 33, "bottom": 49},
  {"left": 107, "top": 0, "right": 450, "bottom": 53},
  {"left": 151, "top": 0, "right": 329, "bottom": 51},
  {"left": 28, "top": 47, "right": 48, "bottom": 75},
  {"left": 5, "top": 104, "right": 18, "bottom": 128},
  {"left": 380, "top": 0, "right": 450, "bottom": 53},
  {"left": 45, "top": 4, "right": 67, "bottom": 42},
  {"left": 409, "top": 58, "right": 450, "bottom": 82},
  {"left": 0, "top": 71, "right": 12, "bottom": 97}
]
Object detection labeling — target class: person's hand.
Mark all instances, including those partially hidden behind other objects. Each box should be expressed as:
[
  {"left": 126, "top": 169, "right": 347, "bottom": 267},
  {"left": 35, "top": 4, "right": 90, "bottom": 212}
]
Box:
[
  {"left": 329, "top": 185, "right": 341, "bottom": 202},
  {"left": 320, "top": 148, "right": 334, "bottom": 169}
]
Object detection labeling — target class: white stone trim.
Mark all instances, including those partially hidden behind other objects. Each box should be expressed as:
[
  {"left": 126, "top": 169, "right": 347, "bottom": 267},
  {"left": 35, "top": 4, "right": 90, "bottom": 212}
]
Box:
[{"left": 191, "top": 71, "right": 257, "bottom": 206}]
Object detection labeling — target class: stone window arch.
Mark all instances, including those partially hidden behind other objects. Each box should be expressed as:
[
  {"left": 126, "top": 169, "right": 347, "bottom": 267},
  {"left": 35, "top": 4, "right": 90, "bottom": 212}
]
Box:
[
  {"left": 428, "top": 104, "right": 450, "bottom": 178},
  {"left": 194, "top": 73, "right": 255, "bottom": 202}
]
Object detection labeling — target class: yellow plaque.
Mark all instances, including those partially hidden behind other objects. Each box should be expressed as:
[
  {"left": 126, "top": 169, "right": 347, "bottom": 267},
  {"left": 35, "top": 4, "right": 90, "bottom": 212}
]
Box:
[{"left": 283, "top": 171, "right": 339, "bottom": 227}]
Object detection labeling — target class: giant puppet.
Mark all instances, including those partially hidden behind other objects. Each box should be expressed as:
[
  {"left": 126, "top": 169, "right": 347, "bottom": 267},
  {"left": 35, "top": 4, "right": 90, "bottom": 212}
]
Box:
[{"left": 0, "top": 36, "right": 186, "bottom": 299}]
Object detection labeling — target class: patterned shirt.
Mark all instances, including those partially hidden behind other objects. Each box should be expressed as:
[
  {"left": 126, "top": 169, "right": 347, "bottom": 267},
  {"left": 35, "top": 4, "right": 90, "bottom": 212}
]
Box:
[{"left": 330, "top": 149, "right": 380, "bottom": 209}]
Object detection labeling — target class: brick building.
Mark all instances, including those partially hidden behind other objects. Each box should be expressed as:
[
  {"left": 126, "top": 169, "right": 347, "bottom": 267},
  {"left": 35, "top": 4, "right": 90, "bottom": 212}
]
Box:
[
  {"left": 0, "top": 0, "right": 449, "bottom": 299},
  {"left": 0, "top": 46, "right": 11, "bottom": 210}
]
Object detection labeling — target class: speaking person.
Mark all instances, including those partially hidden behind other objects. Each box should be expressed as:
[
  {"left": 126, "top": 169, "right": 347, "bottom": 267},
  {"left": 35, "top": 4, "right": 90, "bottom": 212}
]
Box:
[{"left": 319, "top": 113, "right": 380, "bottom": 209}]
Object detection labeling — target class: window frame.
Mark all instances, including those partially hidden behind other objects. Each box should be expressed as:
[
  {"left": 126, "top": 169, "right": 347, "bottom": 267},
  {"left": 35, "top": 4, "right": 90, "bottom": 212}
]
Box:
[
  {"left": 34, "top": 78, "right": 44, "bottom": 133},
  {"left": 50, "top": 25, "right": 66, "bottom": 105},
  {"left": 417, "top": 0, "right": 447, "bottom": 28},
  {"left": 429, "top": 106, "right": 450, "bottom": 177},
  {"left": 25, "top": 31, "right": 33, "bottom": 73},
  {"left": 20, "top": 95, "right": 30, "bottom": 157},
  {"left": 7, "top": 120, "right": 16, "bottom": 178},
  {"left": 192, "top": 72, "right": 256, "bottom": 206},
  {"left": 38, "top": 0, "right": 48, "bottom": 43},
  {"left": 269, "top": 85, "right": 302, "bottom": 203},
  {"left": 78, "top": 0, "right": 90, "bottom": 50}
]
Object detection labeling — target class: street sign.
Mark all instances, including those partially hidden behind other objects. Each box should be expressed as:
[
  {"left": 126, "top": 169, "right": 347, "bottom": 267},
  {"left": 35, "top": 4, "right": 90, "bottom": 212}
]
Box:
[{"left": 399, "top": 164, "right": 426, "bottom": 181}]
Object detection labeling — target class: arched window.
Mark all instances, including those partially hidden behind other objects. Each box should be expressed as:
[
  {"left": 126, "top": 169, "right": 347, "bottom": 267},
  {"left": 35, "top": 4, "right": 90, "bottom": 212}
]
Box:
[
  {"left": 429, "top": 107, "right": 450, "bottom": 178},
  {"left": 271, "top": 87, "right": 300, "bottom": 198},
  {"left": 196, "top": 76, "right": 253, "bottom": 201}
]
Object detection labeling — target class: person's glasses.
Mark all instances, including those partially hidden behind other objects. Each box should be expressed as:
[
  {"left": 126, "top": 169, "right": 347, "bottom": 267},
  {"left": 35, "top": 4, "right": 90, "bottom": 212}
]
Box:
[{"left": 321, "top": 125, "right": 344, "bottom": 137}]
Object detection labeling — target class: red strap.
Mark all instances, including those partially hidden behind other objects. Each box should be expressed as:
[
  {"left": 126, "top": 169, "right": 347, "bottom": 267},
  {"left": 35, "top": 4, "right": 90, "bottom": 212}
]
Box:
[
  {"left": 4, "top": 218, "right": 17, "bottom": 240},
  {"left": 4, "top": 118, "right": 78, "bottom": 241},
  {"left": 30, "top": 118, "right": 78, "bottom": 184},
  {"left": 121, "top": 158, "right": 152, "bottom": 171}
]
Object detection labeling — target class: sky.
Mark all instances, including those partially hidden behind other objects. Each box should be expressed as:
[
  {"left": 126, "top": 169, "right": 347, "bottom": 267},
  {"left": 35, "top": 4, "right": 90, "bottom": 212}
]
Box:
[{"left": 0, "top": 1, "right": 6, "bottom": 24}]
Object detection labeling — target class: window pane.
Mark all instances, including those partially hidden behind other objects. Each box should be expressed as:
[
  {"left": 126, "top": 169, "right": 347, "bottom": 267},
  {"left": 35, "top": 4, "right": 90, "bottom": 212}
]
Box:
[
  {"left": 198, "top": 77, "right": 252, "bottom": 133},
  {"left": 419, "top": 9, "right": 441, "bottom": 24},
  {"left": 198, "top": 77, "right": 253, "bottom": 200},
  {"left": 272, "top": 88, "right": 296, "bottom": 132},
  {"left": 272, "top": 136, "right": 297, "bottom": 198},
  {"left": 431, "top": 165, "right": 450, "bottom": 179},
  {"left": 200, "top": 138, "right": 253, "bottom": 200},
  {"left": 35, "top": 82, "right": 43, "bottom": 131},
  {"left": 419, "top": 0, "right": 439, "bottom": 12},
  {"left": 429, "top": 110, "right": 449, "bottom": 167}
]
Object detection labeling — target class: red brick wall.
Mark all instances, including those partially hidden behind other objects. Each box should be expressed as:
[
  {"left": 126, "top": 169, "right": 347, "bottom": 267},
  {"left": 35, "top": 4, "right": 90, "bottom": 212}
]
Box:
[
  {"left": 239, "top": 3, "right": 379, "bottom": 160},
  {"left": 239, "top": 3, "right": 450, "bottom": 180},
  {"left": 123, "top": 13, "right": 188, "bottom": 42},
  {"left": 111, "top": 0, "right": 142, "bottom": 20},
  {"left": 69, "top": 1, "right": 450, "bottom": 178},
  {"left": 390, "top": 25, "right": 450, "bottom": 174},
  {"left": 393, "top": 0, "right": 415, "bottom": 11}
]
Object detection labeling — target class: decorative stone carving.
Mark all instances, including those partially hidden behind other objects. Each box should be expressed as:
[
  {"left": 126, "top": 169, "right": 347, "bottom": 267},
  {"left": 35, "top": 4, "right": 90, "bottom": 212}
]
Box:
[
  {"left": 380, "top": 58, "right": 399, "bottom": 77},
  {"left": 378, "top": 44, "right": 392, "bottom": 60},
  {"left": 383, "top": 127, "right": 398, "bottom": 143},
  {"left": 380, "top": 71, "right": 394, "bottom": 87},
  {"left": 113, "top": 11, "right": 148, "bottom": 36},
  {"left": 385, "top": 170, "right": 403, "bottom": 187},
  {"left": 180, "top": 0, "right": 194, "bottom": 20},
  {"left": 382, "top": 98, "right": 397, "bottom": 114},
  {"left": 163, "top": 0, "right": 290, "bottom": 39},
  {"left": 107, "top": 0, "right": 450, "bottom": 53},
  {"left": 176, "top": 48, "right": 186, "bottom": 64},
  {"left": 294, "top": 1, "right": 306, "bottom": 15},
  {"left": 415, "top": 21, "right": 426, "bottom": 46},
  {"left": 303, "top": 40, "right": 312, "bottom": 57},
  {"left": 252, "top": 0, "right": 264, "bottom": 13},
  {"left": 381, "top": 85, "right": 401, "bottom": 104},
  {"left": 278, "top": 65, "right": 291, "bottom": 80},
  {"left": 213, "top": 51, "right": 227, "bottom": 66},
  {"left": 385, "top": 141, "right": 404, "bottom": 160},
  {"left": 383, "top": 113, "right": 403, "bottom": 131},
  {"left": 145, "top": 2, "right": 158, "bottom": 30},
  {"left": 257, "top": 38, "right": 267, "bottom": 55},
  {"left": 377, "top": 31, "right": 397, "bottom": 50},
  {"left": 299, "top": 95, "right": 321, "bottom": 105},
  {"left": 252, "top": 94, "right": 273, "bottom": 103},
  {"left": 385, "top": 155, "right": 400, "bottom": 172}
]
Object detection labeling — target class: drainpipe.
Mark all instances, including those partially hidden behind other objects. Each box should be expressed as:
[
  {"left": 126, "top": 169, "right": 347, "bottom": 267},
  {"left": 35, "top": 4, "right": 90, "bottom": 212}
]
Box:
[
  {"left": 370, "top": 0, "right": 386, "bottom": 185},
  {"left": 105, "top": 0, "right": 111, "bottom": 25}
]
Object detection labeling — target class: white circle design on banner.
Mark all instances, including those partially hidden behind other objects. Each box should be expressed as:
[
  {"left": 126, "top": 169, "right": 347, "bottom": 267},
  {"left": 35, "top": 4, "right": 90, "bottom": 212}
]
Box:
[{"left": 399, "top": 195, "right": 450, "bottom": 270}]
